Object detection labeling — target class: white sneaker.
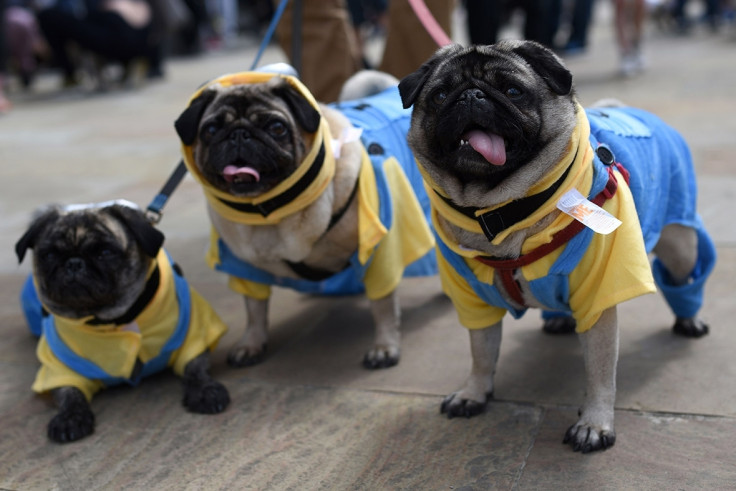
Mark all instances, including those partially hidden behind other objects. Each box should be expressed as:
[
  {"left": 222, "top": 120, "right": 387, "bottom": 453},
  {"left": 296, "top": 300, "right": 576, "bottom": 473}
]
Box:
[{"left": 620, "top": 51, "right": 646, "bottom": 77}]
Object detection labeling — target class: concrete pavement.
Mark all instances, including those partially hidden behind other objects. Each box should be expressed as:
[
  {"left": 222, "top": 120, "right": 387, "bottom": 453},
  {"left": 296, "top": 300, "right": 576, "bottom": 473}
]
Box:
[{"left": 1, "top": 5, "right": 735, "bottom": 489}]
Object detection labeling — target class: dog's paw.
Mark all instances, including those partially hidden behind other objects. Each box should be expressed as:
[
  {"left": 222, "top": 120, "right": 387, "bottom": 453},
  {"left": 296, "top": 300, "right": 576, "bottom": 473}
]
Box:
[
  {"left": 183, "top": 380, "right": 230, "bottom": 414},
  {"left": 47, "top": 406, "right": 95, "bottom": 443},
  {"left": 542, "top": 315, "right": 577, "bottom": 334},
  {"left": 362, "top": 345, "right": 400, "bottom": 369},
  {"left": 563, "top": 422, "right": 616, "bottom": 453},
  {"left": 673, "top": 317, "right": 709, "bottom": 338},
  {"left": 440, "top": 392, "right": 490, "bottom": 419},
  {"left": 227, "top": 343, "right": 267, "bottom": 368}
]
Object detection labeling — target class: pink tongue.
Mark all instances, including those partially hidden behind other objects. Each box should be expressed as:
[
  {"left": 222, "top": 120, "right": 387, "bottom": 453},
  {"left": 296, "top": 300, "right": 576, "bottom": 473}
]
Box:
[
  {"left": 465, "top": 130, "right": 506, "bottom": 166},
  {"left": 223, "top": 165, "right": 260, "bottom": 183}
]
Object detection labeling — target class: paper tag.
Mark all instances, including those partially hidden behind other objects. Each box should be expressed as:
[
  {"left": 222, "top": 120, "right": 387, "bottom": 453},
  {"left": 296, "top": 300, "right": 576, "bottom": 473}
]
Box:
[
  {"left": 557, "top": 188, "right": 621, "bottom": 235},
  {"left": 331, "top": 127, "right": 363, "bottom": 159}
]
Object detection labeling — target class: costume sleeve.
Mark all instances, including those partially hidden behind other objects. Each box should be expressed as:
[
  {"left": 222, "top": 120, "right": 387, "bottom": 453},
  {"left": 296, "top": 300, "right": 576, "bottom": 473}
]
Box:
[
  {"left": 32, "top": 336, "right": 103, "bottom": 401},
  {"left": 363, "top": 157, "right": 435, "bottom": 300},
  {"left": 569, "top": 176, "right": 656, "bottom": 332},
  {"left": 226, "top": 276, "right": 271, "bottom": 300},
  {"left": 437, "top": 248, "right": 507, "bottom": 329},
  {"left": 170, "top": 287, "right": 229, "bottom": 376}
]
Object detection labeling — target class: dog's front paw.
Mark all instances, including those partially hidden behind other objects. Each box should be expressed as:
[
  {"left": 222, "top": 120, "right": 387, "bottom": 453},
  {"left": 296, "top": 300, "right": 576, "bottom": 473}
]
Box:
[
  {"left": 563, "top": 421, "right": 616, "bottom": 453},
  {"left": 183, "top": 380, "right": 230, "bottom": 414},
  {"left": 47, "top": 405, "right": 95, "bottom": 443},
  {"left": 673, "top": 317, "right": 709, "bottom": 338},
  {"left": 227, "top": 343, "right": 267, "bottom": 368},
  {"left": 362, "top": 344, "right": 400, "bottom": 369},
  {"left": 440, "top": 392, "right": 490, "bottom": 419}
]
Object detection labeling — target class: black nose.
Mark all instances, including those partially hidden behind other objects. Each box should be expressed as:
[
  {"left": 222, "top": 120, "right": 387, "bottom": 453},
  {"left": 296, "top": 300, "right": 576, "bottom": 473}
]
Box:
[
  {"left": 460, "top": 88, "right": 486, "bottom": 102},
  {"left": 65, "top": 257, "right": 85, "bottom": 274},
  {"left": 229, "top": 128, "right": 251, "bottom": 142}
]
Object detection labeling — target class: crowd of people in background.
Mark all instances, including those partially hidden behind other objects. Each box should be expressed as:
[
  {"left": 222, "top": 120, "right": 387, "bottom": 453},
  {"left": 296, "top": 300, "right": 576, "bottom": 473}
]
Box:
[{"left": 1, "top": 0, "right": 734, "bottom": 114}]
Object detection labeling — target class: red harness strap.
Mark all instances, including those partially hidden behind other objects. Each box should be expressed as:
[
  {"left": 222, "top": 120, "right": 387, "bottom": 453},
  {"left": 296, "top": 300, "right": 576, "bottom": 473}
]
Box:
[{"left": 475, "top": 166, "right": 622, "bottom": 308}]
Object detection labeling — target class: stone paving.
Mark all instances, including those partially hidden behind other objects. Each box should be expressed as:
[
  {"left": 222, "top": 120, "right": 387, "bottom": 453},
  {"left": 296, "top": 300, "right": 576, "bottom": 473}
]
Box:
[{"left": 1, "top": 5, "right": 735, "bottom": 489}]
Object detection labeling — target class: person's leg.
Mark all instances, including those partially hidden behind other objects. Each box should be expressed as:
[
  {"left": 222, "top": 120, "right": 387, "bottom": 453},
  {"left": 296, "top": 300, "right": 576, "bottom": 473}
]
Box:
[
  {"left": 36, "top": 8, "right": 90, "bottom": 80},
  {"left": 567, "top": 0, "right": 595, "bottom": 49},
  {"left": 466, "top": 0, "right": 501, "bottom": 45},
  {"left": 5, "top": 7, "right": 41, "bottom": 86},
  {"left": 378, "top": 0, "right": 453, "bottom": 80},
  {"left": 522, "top": 0, "right": 555, "bottom": 46},
  {"left": 275, "top": 0, "right": 362, "bottom": 102},
  {"left": 0, "top": 0, "right": 12, "bottom": 112}
]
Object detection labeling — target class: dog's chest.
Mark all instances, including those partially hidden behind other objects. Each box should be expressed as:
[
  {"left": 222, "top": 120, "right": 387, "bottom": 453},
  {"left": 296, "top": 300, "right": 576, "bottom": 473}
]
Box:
[
  {"left": 208, "top": 207, "right": 316, "bottom": 259},
  {"left": 206, "top": 201, "right": 355, "bottom": 276}
]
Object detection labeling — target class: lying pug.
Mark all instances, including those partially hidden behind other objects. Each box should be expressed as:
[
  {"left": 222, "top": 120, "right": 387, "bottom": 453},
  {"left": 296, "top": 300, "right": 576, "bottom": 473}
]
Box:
[
  {"left": 398, "top": 40, "right": 716, "bottom": 453},
  {"left": 173, "top": 69, "right": 436, "bottom": 370},
  {"left": 16, "top": 200, "right": 230, "bottom": 443}
]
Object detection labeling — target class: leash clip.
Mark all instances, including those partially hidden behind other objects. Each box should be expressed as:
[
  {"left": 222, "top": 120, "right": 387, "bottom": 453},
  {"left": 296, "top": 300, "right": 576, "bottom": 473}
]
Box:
[{"left": 145, "top": 208, "right": 163, "bottom": 225}]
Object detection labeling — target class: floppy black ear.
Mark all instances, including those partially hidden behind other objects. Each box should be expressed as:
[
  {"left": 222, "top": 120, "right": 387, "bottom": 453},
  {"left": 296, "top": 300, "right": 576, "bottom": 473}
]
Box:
[
  {"left": 510, "top": 41, "right": 573, "bottom": 96},
  {"left": 105, "top": 205, "right": 165, "bottom": 258},
  {"left": 399, "top": 44, "right": 462, "bottom": 109},
  {"left": 273, "top": 84, "right": 321, "bottom": 133},
  {"left": 174, "top": 89, "right": 217, "bottom": 145},
  {"left": 15, "top": 207, "right": 61, "bottom": 263}
]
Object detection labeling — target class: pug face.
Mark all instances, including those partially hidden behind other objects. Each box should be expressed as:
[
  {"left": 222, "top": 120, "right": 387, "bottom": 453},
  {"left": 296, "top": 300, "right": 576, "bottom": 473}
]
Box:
[
  {"left": 399, "top": 40, "right": 578, "bottom": 200},
  {"left": 174, "top": 77, "right": 322, "bottom": 198},
  {"left": 15, "top": 203, "right": 164, "bottom": 321}
]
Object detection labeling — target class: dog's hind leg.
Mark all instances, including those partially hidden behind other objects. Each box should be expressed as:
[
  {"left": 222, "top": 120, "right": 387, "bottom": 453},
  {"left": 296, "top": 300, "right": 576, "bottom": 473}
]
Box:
[
  {"left": 652, "top": 223, "right": 716, "bottom": 337},
  {"left": 441, "top": 322, "right": 501, "bottom": 418},
  {"left": 363, "top": 291, "right": 401, "bottom": 368},
  {"left": 182, "top": 352, "right": 230, "bottom": 414},
  {"left": 564, "top": 307, "right": 618, "bottom": 453},
  {"left": 227, "top": 296, "right": 270, "bottom": 367}
]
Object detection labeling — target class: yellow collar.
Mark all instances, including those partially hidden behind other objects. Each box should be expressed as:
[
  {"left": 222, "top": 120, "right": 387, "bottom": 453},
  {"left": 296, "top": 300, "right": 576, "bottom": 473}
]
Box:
[
  {"left": 181, "top": 72, "right": 336, "bottom": 225},
  {"left": 421, "top": 105, "right": 593, "bottom": 248}
]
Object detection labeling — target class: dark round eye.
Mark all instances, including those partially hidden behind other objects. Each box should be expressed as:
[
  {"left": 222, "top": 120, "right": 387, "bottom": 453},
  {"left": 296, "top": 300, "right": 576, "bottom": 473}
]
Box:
[
  {"left": 202, "top": 123, "right": 219, "bottom": 139},
  {"left": 505, "top": 86, "right": 523, "bottom": 99},
  {"left": 96, "top": 248, "right": 115, "bottom": 260},
  {"left": 431, "top": 90, "right": 447, "bottom": 105},
  {"left": 267, "top": 120, "right": 287, "bottom": 137}
]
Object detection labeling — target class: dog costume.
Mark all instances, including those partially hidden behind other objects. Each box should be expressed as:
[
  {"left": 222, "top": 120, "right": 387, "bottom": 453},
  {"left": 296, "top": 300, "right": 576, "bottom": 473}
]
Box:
[
  {"left": 421, "top": 105, "right": 715, "bottom": 332},
  {"left": 179, "top": 72, "right": 436, "bottom": 302},
  {"left": 21, "top": 249, "right": 228, "bottom": 400}
]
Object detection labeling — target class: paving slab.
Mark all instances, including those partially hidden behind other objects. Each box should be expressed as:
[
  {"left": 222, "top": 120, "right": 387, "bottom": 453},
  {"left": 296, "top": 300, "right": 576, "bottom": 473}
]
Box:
[
  {"left": 0, "top": 376, "right": 543, "bottom": 490},
  {"left": 1, "top": 3, "right": 736, "bottom": 489},
  {"left": 520, "top": 409, "right": 736, "bottom": 489}
]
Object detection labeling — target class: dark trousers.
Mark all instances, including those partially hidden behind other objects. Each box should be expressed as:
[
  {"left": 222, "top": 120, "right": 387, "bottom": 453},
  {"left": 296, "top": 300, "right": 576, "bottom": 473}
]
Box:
[
  {"left": 37, "top": 8, "right": 150, "bottom": 77},
  {"left": 465, "top": 0, "right": 555, "bottom": 47}
]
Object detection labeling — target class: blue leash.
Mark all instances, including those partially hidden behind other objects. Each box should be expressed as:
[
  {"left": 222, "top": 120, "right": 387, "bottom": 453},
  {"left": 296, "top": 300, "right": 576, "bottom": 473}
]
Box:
[{"left": 145, "top": 0, "right": 291, "bottom": 224}]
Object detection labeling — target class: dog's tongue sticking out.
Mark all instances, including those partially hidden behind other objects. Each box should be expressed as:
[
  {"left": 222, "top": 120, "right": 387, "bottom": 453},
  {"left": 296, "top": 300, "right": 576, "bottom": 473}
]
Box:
[
  {"left": 223, "top": 165, "right": 260, "bottom": 183},
  {"left": 464, "top": 130, "right": 506, "bottom": 166}
]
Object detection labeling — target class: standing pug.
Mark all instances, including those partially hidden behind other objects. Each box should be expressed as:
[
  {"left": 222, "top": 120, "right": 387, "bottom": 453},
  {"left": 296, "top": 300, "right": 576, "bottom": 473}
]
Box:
[
  {"left": 399, "top": 40, "right": 716, "bottom": 453},
  {"left": 16, "top": 201, "right": 230, "bottom": 443},
  {"left": 174, "top": 70, "right": 436, "bottom": 370}
]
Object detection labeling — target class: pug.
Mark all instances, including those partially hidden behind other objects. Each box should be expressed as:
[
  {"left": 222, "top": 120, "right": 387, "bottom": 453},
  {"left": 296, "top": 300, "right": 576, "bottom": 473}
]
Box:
[
  {"left": 15, "top": 200, "right": 230, "bottom": 443},
  {"left": 173, "top": 70, "right": 435, "bottom": 370},
  {"left": 398, "top": 40, "right": 716, "bottom": 453}
]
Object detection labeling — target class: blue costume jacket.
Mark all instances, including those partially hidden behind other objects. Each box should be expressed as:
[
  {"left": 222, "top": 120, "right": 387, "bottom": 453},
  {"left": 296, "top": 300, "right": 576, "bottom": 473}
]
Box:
[
  {"left": 436, "top": 106, "right": 715, "bottom": 327},
  {"left": 211, "top": 86, "right": 437, "bottom": 297}
]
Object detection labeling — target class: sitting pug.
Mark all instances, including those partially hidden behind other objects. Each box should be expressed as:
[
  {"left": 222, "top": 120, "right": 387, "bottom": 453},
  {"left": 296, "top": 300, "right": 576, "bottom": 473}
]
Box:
[
  {"left": 173, "top": 69, "right": 436, "bottom": 370},
  {"left": 398, "top": 40, "right": 716, "bottom": 453},
  {"left": 16, "top": 200, "right": 230, "bottom": 443}
]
